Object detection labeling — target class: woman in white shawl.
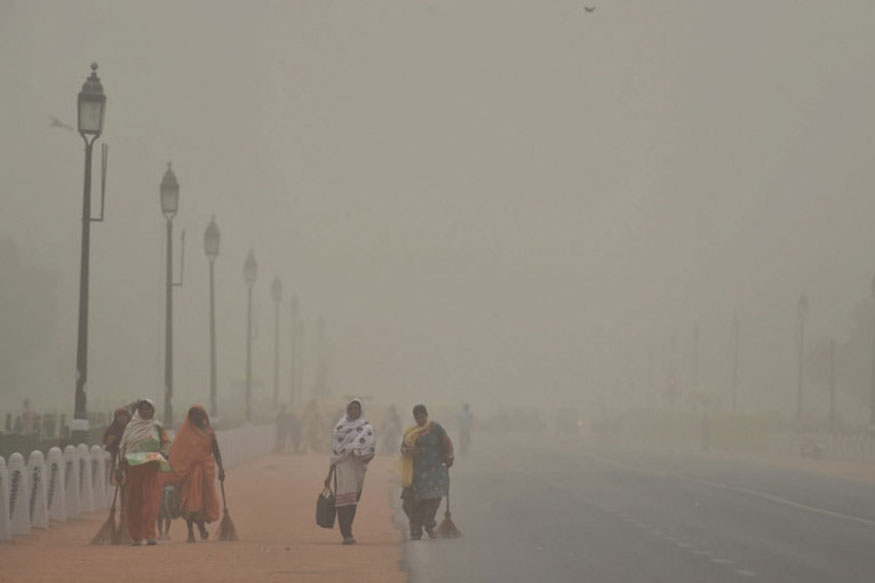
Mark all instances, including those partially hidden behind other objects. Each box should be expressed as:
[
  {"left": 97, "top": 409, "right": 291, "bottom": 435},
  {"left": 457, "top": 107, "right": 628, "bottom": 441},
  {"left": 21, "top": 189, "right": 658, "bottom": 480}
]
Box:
[
  {"left": 323, "top": 398, "right": 376, "bottom": 544},
  {"left": 118, "top": 398, "right": 171, "bottom": 545}
]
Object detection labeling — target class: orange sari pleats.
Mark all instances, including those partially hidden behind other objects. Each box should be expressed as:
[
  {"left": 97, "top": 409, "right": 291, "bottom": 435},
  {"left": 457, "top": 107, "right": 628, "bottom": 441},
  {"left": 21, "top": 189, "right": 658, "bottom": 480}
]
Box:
[{"left": 168, "top": 414, "right": 221, "bottom": 522}]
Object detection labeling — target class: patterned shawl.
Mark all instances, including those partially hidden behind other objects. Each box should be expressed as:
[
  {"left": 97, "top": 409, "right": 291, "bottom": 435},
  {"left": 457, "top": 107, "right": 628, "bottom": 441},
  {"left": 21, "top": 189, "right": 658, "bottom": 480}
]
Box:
[
  {"left": 330, "top": 398, "right": 376, "bottom": 465},
  {"left": 118, "top": 398, "right": 170, "bottom": 471}
]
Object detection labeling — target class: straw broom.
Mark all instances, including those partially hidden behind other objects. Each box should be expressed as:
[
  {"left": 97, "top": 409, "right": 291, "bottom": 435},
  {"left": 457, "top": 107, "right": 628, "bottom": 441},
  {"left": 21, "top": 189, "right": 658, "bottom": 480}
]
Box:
[
  {"left": 114, "top": 486, "right": 132, "bottom": 545},
  {"left": 436, "top": 472, "right": 461, "bottom": 538},
  {"left": 91, "top": 486, "right": 119, "bottom": 545},
  {"left": 215, "top": 480, "right": 238, "bottom": 541}
]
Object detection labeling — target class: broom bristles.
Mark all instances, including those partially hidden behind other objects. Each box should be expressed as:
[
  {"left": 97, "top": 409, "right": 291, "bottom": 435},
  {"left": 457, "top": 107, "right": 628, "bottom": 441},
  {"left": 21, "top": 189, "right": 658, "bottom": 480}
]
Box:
[
  {"left": 216, "top": 508, "right": 238, "bottom": 541},
  {"left": 436, "top": 510, "right": 461, "bottom": 538},
  {"left": 90, "top": 509, "right": 117, "bottom": 545},
  {"left": 114, "top": 509, "right": 132, "bottom": 545}
]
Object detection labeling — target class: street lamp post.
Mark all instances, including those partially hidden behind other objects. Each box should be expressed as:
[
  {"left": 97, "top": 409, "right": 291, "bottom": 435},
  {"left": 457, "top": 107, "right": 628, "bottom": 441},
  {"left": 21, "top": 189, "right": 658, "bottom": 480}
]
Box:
[
  {"left": 271, "top": 276, "right": 282, "bottom": 408},
  {"left": 204, "top": 217, "right": 221, "bottom": 419},
  {"left": 72, "top": 63, "right": 107, "bottom": 442},
  {"left": 160, "top": 164, "right": 184, "bottom": 428},
  {"left": 796, "top": 294, "right": 809, "bottom": 424},
  {"left": 244, "top": 251, "right": 258, "bottom": 422}
]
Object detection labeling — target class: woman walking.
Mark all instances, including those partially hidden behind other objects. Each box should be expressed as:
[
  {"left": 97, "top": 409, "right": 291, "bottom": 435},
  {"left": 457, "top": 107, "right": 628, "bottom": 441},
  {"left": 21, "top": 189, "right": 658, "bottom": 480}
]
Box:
[
  {"left": 118, "top": 399, "right": 171, "bottom": 546},
  {"left": 323, "top": 398, "right": 376, "bottom": 544},
  {"left": 167, "top": 405, "right": 225, "bottom": 542},
  {"left": 103, "top": 407, "right": 132, "bottom": 480},
  {"left": 400, "top": 404, "right": 454, "bottom": 540}
]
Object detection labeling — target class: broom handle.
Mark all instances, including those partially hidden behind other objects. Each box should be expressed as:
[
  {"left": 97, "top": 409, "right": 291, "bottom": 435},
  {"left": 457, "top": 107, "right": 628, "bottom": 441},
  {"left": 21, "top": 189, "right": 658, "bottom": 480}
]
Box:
[
  {"left": 445, "top": 469, "right": 451, "bottom": 513},
  {"left": 221, "top": 479, "right": 228, "bottom": 511},
  {"left": 110, "top": 485, "right": 119, "bottom": 511}
]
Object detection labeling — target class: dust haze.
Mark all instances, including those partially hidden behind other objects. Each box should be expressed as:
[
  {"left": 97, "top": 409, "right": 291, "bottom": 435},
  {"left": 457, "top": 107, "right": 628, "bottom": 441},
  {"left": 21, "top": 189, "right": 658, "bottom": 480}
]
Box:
[{"left": 3, "top": 0, "right": 875, "bottom": 430}]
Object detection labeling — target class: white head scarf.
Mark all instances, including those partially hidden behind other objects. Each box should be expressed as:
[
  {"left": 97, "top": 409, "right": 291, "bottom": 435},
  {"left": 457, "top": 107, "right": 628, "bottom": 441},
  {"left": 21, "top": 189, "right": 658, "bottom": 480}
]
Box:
[
  {"left": 330, "top": 398, "right": 376, "bottom": 465},
  {"left": 119, "top": 398, "right": 161, "bottom": 457}
]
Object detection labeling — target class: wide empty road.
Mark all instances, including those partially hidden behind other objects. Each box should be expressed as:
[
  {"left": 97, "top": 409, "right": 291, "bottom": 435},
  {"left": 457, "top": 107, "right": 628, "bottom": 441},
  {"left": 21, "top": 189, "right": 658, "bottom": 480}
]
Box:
[{"left": 403, "top": 434, "right": 875, "bottom": 582}]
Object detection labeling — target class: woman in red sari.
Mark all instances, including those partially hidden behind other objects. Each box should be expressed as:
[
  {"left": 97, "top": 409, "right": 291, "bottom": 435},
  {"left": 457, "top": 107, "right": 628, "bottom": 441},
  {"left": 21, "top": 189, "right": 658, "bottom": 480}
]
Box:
[{"left": 167, "top": 405, "right": 225, "bottom": 542}]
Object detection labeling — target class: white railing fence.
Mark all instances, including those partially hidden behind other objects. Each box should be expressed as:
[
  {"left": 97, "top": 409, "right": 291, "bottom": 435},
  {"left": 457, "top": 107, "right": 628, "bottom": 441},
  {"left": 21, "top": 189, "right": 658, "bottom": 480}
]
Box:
[{"left": 0, "top": 423, "right": 272, "bottom": 541}]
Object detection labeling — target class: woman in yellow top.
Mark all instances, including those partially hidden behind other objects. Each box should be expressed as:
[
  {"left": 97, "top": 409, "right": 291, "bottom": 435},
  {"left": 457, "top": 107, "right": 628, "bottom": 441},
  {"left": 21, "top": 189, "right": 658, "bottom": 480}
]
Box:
[{"left": 400, "top": 404, "right": 453, "bottom": 540}]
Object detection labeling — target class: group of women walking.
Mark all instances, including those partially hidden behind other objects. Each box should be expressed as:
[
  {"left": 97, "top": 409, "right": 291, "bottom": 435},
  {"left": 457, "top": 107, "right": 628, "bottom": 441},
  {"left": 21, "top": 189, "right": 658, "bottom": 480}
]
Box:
[
  {"left": 104, "top": 399, "right": 224, "bottom": 546},
  {"left": 324, "top": 399, "right": 454, "bottom": 543},
  {"left": 103, "top": 396, "right": 455, "bottom": 546}
]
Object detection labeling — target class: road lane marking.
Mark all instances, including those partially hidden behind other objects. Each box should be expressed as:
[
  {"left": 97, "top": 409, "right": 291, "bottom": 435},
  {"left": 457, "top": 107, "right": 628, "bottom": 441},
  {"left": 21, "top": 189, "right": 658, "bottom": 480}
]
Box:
[
  {"left": 711, "top": 558, "right": 733, "bottom": 565},
  {"left": 583, "top": 452, "right": 875, "bottom": 528},
  {"left": 735, "top": 569, "right": 757, "bottom": 577}
]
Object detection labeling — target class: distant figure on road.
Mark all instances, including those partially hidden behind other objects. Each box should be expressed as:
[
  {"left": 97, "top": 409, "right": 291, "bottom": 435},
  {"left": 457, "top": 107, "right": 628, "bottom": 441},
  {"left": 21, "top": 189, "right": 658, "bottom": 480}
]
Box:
[
  {"left": 118, "top": 399, "right": 171, "bottom": 546},
  {"left": 381, "top": 404, "right": 402, "bottom": 455},
  {"left": 166, "top": 405, "right": 225, "bottom": 542},
  {"left": 459, "top": 403, "right": 473, "bottom": 455},
  {"left": 324, "top": 398, "right": 376, "bottom": 544},
  {"left": 103, "top": 406, "right": 132, "bottom": 483},
  {"left": 400, "top": 404, "right": 454, "bottom": 540}
]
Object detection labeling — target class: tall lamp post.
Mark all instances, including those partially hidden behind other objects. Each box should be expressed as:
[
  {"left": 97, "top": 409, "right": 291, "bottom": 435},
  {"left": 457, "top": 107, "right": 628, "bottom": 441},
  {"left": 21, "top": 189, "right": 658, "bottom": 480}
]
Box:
[
  {"left": 72, "top": 63, "right": 107, "bottom": 441},
  {"left": 271, "top": 276, "right": 282, "bottom": 408},
  {"left": 204, "top": 217, "right": 221, "bottom": 419},
  {"left": 160, "top": 164, "right": 184, "bottom": 428},
  {"left": 796, "top": 294, "right": 809, "bottom": 424},
  {"left": 244, "top": 251, "right": 258, "bottom": 422}
]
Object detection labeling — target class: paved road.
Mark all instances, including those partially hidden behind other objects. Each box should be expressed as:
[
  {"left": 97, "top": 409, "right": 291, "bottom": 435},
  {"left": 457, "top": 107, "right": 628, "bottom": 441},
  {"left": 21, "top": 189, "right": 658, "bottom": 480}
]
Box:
[{"left": 402, "top": 435, "right": 875, "bottom": 582}]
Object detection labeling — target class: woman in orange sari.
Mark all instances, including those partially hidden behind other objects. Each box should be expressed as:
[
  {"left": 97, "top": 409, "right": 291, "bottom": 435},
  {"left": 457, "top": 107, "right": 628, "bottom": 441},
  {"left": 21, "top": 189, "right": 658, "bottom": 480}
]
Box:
[{"left": 167, "top": 405, "right": 225, "bottom": 542}]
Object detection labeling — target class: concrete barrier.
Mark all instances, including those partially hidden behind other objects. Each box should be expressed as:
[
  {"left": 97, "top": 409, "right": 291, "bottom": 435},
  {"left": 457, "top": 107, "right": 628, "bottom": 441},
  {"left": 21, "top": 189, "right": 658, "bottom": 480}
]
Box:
[
  {"left": 8, "top": 453, "right": 30, "bottom": 536},
  {"left": 46, "top": 447, "right": 66, "bottom": 523},
  {"left": 63, "top": 445, "right": 80, "bottom": 519},
  {"left": 27, "top": 451, "right": 48, "bottom": 529},
  {"left": 76, "top": 444, "right": 93, "bottom": 513}
]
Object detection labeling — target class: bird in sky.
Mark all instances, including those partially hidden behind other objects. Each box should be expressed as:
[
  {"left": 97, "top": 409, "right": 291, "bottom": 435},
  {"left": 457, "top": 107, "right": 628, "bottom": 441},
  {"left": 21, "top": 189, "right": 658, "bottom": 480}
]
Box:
[
  {"left": 49, "top": 116, "right": 75, "bottom": 132},
  {"left": 584, "top": 6, "right": 596, "bottom": 12}
]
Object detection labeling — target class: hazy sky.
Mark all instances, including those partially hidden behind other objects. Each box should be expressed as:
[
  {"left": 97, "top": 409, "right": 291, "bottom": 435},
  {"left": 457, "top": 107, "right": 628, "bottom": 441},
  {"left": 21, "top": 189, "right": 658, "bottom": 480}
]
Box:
[{"left": 2, "top": 1, "right": 875, "bottom": 421}]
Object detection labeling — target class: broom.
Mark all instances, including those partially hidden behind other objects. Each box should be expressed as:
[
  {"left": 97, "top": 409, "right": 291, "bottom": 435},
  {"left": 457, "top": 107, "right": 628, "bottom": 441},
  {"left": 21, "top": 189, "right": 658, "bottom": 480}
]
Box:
[
  {"left": 114, "top": 486, "right": 132, "bottom": 545},
  {"left": 215, "top": 480, "right": 238, "bottom": 541},
  {"left": 435, "top": 472, "right": 461, "bottom": 538},
  {"left": 91, "top": 486, "right": 119, "bottom": 545}
]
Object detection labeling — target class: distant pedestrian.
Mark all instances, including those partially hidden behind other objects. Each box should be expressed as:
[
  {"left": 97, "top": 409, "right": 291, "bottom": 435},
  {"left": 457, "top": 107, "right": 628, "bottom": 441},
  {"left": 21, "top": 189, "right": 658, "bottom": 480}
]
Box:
[
  {"left": 323, "top": 398, "right": 376, "bottom": 544},
  {"left": 166, "top": 405, "right": 225, "bottom": 542},
  {"left": 118, "top": 399, "right": 171, "bottom": 546},
  {"left": 103, "top": 407, "right": 132, "bottom": 483},
  {"left": 400, "top": 404, "right": 454, "bottom": 540}
]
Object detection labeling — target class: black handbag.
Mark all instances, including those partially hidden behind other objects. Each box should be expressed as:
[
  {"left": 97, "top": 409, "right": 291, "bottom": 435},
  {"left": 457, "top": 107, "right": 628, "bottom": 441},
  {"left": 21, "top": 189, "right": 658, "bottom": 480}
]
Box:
[{"left": 315, "top": 469, "right": 336, "bottom": 528}]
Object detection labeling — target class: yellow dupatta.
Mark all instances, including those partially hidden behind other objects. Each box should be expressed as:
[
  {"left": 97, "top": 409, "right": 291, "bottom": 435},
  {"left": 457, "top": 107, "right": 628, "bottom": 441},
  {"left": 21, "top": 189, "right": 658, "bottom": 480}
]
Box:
[{"left": 399, "top": 421, "right": 432, "bottom": 487}]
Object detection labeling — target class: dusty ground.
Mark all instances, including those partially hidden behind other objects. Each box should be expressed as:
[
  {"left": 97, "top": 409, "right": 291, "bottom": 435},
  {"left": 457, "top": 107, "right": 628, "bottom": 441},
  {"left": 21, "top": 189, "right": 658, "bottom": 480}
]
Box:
[{"left": 0, "top": 455, "right": 405, "bottom": 583}]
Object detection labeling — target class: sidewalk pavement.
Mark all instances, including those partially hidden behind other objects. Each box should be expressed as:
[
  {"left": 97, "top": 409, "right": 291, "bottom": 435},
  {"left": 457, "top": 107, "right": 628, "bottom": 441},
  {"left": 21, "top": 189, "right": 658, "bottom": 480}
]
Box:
[{"left": 0, "top": 454, "right": 405, "bottom": 583}]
